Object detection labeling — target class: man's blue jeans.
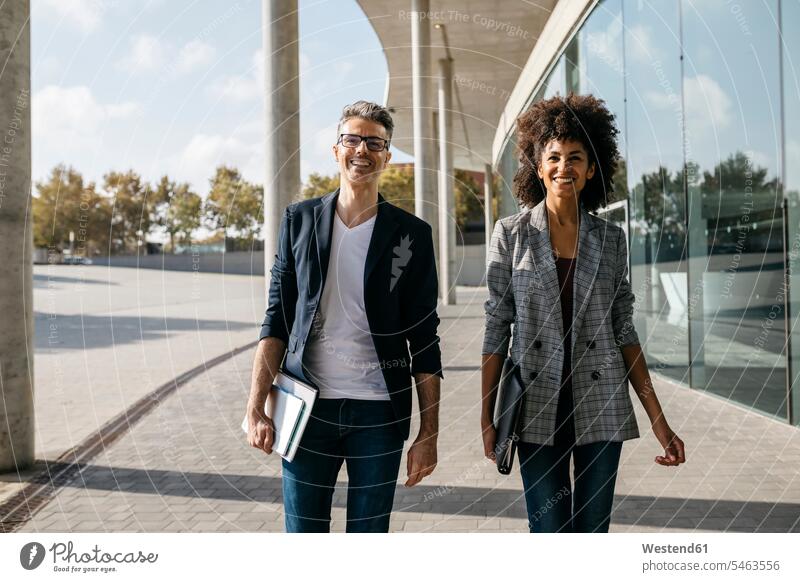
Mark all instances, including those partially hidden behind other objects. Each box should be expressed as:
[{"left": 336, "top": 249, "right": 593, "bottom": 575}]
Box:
[
  {"left": 281, "top": 398, "right": 404, "bottom": 533},
  {"left": 517, "top": 440, "right": 622, "bottom": 533}
]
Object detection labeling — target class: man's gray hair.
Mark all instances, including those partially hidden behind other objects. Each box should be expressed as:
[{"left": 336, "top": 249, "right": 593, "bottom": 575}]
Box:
[{"left": 337, "top": 100, "right": 394, "bottom": 141}]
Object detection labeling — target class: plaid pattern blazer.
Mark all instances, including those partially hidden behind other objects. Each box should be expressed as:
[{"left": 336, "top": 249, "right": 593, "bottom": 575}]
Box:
[{"left": 483, "top": 200, "right": 641, "bottom": 446}]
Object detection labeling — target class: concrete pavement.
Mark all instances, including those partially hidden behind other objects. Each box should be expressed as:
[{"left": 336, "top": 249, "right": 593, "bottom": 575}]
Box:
[{"left": 2, "top": 267, "right": 799, "bottom": 532}]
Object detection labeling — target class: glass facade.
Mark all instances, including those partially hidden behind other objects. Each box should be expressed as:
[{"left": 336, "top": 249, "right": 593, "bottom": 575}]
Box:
[
  {"left": 785, "top": 0, "right": 800, "bottom": 425},
  {"left": 496, "top": 0, "right": 799, "bottom": 425},
  {"left": 624, "top": 1, "right": 688, "bottom": 386}
]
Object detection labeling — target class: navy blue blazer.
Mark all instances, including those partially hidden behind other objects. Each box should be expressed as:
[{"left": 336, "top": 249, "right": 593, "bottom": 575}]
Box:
[{"left": 259, "top": 189, "right": 443, "bottom": 440}]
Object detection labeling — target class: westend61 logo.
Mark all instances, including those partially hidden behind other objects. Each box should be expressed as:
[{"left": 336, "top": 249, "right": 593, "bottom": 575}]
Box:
[
  {"left": 19, "top": 540, "right": 158, "bottom": 574},
  {"left": 20, "top": 542, "right": 46, "bottom": 570}
]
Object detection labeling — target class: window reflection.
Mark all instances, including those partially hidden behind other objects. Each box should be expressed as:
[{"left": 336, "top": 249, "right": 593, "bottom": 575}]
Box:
[
  {"left": 682, "top": 0, "right": 786, "bottom": 419},
  {"left": 782, "top": 0, "right": 800, "bottom": 425},
  {"left": 569, "top": 0, "right": 627, "bottom": 205},
  {"left": 493, "top": 0, "right": 795, "bottom": 424},
  {"left": 624, "top": 0, "right": 687, "bottom": 384}
]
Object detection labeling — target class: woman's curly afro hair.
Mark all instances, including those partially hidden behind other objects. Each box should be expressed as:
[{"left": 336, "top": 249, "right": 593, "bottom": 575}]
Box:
[{"left": 513, "top": 92, "right": 620, "bottom": 212}]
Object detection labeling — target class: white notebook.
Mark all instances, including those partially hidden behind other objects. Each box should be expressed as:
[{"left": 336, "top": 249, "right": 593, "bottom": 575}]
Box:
[{"left": 242, "top": 371, "right": 317, "bottom": 462}]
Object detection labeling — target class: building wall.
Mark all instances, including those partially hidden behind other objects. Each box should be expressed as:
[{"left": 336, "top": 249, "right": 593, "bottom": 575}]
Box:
[
  {"left": 90, "top": 248, "right": 487, "bottom": 285},
  {"left": 495, "top": 0, "right": 800, "bottom": 426}
]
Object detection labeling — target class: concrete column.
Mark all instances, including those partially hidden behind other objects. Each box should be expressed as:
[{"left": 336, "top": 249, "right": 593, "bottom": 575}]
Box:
[
  {"left": 484, "top": 163, "right": 493, "bottom": 266},
  {"left": 411, "top": 0, "right": 438, "bottom": 255},
  {"left": 437, "top": 58, "right": 456, "bottom": 305},
  {"left": 0, "top": 0, "right": 34, "bottom": 472},
  {"left": 263, "top": 0, "right": 300, "bottom": 276}
]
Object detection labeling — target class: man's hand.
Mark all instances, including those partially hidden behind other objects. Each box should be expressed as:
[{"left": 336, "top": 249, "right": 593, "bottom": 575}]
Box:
[
  {"left": 405, "top": 433, "right": 437, "bottom": 487},
  {"left": 247, "top": 408, "right": 276, "bottom": 455},
  {"left": 247, "top": 337, "right": 285, "bottom": 456}
]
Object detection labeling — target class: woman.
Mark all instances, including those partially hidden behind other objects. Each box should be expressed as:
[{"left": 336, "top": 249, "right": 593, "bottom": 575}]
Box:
[{"left": 481, "top": 93, "right": 686, "bottom": 533}]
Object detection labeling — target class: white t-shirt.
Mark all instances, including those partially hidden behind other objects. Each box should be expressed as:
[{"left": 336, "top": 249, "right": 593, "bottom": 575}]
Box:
[{"left": 302, "top": 211, "right": 390, "bottom": 400}]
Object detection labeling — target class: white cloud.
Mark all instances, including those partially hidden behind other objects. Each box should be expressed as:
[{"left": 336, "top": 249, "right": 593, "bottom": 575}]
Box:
[
  {"left": 176, "top": 40, "right": 217, "bottom": 74},
  {"left": 106, "top": 102, "right": 141, "bottom": 118},
  {"left": 37, "top": 0, "right": 107, "bottom": 32},
  {"left": 32, "top": 85, "right": 140, "bottom": 146},
  {"left": 333, "top": 61, "right": 354, "bottom": 76},
  {"left": 173, "top": 134, "right": 263, "bottom": 194},
  {"left": 743, "top": 149, "right": 773, "bottom": 172},
  {"left": 627, "top": 24, "right": 661, "bottom": 63},
  {"left": 644, "top": 90, "right": 680, "bottom": 111},
  {"left": 645, "top": 74, "right": 732, "bottom": 136},
  {"left": 208, "top": 49, "right": 264, "bottom": 103},
  {"left": 788, "top": 139, "right": 800, "bottom": 187},
  {"left": 683, "top": 74, "right": 732, "bottom": 132},
  {"left": 118, "top": 35, "right": 167, "bottom": 73},
  {"left": 300, "top": 52, "right": 311, "bottom": 75},
  {"left": 584, "top": 13, "right": 624, "bottom": 76}
]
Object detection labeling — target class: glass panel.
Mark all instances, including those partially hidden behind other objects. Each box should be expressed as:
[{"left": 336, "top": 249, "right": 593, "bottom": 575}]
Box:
[
  {"left": 784, "top": 0, "right": 800, "bottom": 426},
  {"left": 497, "top": 134, "right": 519, "bottom": 219},
  {"left": 623, "top": 0, "right": 689, "bottom": 385},
  {"left": 575, "top": 0, "right": 628, "bottom": 205},
  {"left": 542, "top": 54, "right": 566, "bottom": 101},
  {"left": 682, "top": 0, "right": 786, "bottom": 419}
]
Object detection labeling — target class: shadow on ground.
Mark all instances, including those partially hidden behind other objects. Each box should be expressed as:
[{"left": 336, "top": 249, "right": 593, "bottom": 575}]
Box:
[
  {"left": 34, "top": 313, "right": 252, "bottom": 350},
  {"left": 26, "top": 463, "right": 800, "bottom": 532},
  {"left": 34, "top": 273, "right": 120, "bottom": 288}
]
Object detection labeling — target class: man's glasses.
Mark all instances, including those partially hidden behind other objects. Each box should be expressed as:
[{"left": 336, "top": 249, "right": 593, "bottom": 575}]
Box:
[{"left": 337, "top": 133, "right": 390, "bottom": 152}]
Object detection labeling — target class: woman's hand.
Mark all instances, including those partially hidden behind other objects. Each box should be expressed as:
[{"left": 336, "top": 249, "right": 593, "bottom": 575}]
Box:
[
  {"left": 481, "top": 422, "right": 497, "bottom": 461},
  {"left": 653, "top": 423, "right": 685, "bottom": 466}
]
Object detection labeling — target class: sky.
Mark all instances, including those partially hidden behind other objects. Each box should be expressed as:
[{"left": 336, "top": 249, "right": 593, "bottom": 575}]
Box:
[{"left": 31, "top": 0, "right": 411, "bottom": 197}]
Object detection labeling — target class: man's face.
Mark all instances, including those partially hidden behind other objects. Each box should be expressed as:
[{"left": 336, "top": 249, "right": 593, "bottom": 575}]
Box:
[{"left": 333, "top": 117, "right": 392, "bottom": 187}]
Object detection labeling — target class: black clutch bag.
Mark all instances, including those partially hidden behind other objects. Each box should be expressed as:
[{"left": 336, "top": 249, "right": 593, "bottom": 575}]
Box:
[{"left": 493, "top": 358, "right": 526, "bottom": 475}]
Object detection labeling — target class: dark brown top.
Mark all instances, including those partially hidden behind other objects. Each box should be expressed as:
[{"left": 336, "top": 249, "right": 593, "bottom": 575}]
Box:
[{"left": 554, "top": 256, "right": 576, "bottom": 446}]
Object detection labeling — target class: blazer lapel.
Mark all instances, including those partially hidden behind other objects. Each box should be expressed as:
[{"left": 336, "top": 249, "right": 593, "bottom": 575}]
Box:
[
  {"left": 527, "top": 201, "right": 562, "bottom": 337},
  {"left": 364, "top": 193, "right": 399, "bottom": 284},
  {"left": 571, "top": 207, "right": 603, "bottom": 352},
  {"left": 309, "top": 189, "right": 338, "bottom": 298}
]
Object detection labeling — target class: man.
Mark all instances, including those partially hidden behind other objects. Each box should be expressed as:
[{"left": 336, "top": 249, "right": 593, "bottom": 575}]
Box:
[{"left": 247, "top": 101, "right": 443, "bottom": 533}]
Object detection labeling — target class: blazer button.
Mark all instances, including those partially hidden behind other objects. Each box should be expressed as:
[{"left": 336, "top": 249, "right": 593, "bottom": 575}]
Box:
[
  {"left": 533, "top": 340, "right": 542, "bottom": 349},
  {"left": 529, "top": 371, "right": 538, "bottom": 380},
  {"left": 587, "top": 340, "right": 596, "bottom": 349},
  {"left": 591, "top": 370, "right": 600, "bottom": 380}
]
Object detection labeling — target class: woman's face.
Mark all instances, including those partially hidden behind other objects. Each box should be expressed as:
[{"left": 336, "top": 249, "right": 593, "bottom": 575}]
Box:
[{"left": 537, "top": 138, "right": 595, "bottom": 202}]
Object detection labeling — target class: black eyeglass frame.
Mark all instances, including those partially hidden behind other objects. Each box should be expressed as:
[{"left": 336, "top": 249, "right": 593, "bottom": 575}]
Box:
[{"left": 337, "top": 133, "right": 391, "bottom": 152}]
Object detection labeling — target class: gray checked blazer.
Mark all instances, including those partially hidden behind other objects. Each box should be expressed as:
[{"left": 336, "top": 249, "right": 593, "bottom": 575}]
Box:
[{"left": 483, "top": 199, "right": 641, "bottom": 446}]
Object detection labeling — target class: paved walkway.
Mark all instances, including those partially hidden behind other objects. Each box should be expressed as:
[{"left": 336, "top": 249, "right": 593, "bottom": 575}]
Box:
[
  {"left": 4, "top": 274, "right": 800, "bottom": 532},
  {"left": 0, "top": 265, "right": 263, "bottom": 507}
]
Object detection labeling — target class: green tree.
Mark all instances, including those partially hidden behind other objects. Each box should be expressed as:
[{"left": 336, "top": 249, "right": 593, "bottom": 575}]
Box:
[
  {"left": 301, "top": 172, "right": 339, "bottom": 199},
  {"left": 33, "top": 165, "right": 112, "bottom": 255},
  {"left": 608, "top": 157, "right": 628, "bottom": 205},
  {"left": 103, "top": 170, "right": 155, "bottom": 253},
  {"left": 454, "top": 169, "right": 485, "bottom": 232},
  {"left": 153, "top": 176, "right": 202, "bottom": 252},
  {"left": 299, "top": 165, "right": 489, "bottom": 231},
  {"left": 205, "top": 165, "right": 264, "bottom": 244},
  {"left": 377, "top": 165, "right": 415, "bottom": 213},
  {"left": 300, "top": 166, "right": 416, "bottom": 214}
]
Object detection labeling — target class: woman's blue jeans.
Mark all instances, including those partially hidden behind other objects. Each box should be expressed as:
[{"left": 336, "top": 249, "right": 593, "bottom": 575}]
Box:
[
  {"left": 517, "top": 440, "right": 622, "bottom": 533},
  {"left": 281, "top": 398, "right": 404, "bottom": 533}
]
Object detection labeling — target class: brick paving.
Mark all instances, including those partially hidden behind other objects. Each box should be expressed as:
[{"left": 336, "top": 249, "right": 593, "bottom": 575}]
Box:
[{"left": 8, "top": 285, "right": 800, "bottom": 533}]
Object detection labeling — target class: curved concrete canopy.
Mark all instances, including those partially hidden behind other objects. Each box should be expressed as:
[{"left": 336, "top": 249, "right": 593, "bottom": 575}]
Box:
[{"left": 356, "top": 0, "right": 557, "bottom": 171}]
